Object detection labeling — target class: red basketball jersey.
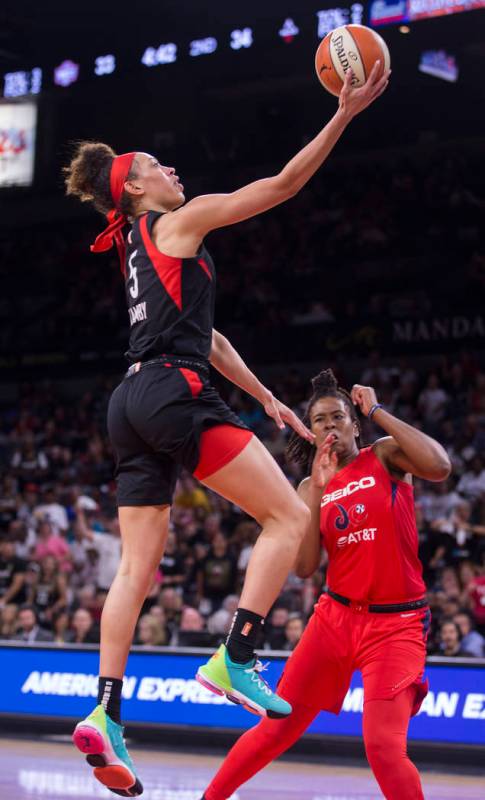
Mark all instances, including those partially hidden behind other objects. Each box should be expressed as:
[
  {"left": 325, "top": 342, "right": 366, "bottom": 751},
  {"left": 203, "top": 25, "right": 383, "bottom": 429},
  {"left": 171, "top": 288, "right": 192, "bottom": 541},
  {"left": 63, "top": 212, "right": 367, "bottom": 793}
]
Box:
[{"left": 320, "top": 446, "right": 426, "bottom": 604}]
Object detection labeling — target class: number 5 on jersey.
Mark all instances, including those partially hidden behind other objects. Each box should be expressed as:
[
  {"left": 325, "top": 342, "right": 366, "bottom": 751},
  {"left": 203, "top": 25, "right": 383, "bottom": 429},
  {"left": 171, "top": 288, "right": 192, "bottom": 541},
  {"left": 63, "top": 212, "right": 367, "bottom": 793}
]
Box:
[{"left": 129, "top": 250, "right": 139, "bottom": 299}]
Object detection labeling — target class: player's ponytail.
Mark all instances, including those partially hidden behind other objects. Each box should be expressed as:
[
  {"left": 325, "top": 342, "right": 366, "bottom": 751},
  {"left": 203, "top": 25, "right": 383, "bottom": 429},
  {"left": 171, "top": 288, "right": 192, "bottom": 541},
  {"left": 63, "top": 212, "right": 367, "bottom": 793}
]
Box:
[
  {"left": 64, "top": 141, "right": 115, "bottom": 214},
  {"left": 286, "top": 368, "right": 361, "bottom": 472},
  {"left": 63, "top": 141, "right": 137, "bottom": 217},
  {"left": 311, "top": 368, "right": 339, "bottom": 396}
]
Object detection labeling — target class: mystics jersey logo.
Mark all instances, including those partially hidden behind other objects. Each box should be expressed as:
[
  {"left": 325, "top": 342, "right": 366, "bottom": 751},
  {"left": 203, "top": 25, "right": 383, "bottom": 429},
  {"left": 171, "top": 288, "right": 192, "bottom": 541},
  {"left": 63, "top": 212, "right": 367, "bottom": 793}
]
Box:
[{"left": 334, "top": 502, "right": 369, "bottom": 530}]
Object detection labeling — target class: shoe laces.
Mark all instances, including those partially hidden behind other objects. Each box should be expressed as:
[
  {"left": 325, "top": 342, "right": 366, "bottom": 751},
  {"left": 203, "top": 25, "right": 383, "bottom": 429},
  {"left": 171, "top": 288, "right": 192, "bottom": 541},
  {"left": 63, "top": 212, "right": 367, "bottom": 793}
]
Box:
[{"left": 244, "top": 660, "right": 272, "bottom": 696}]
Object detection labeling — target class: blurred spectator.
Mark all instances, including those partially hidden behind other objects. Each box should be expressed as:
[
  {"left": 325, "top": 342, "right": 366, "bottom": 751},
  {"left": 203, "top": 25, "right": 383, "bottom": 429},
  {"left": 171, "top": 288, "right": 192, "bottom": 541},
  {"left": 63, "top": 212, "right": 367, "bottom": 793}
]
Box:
[
  {"left": 159, "top": 587, "right": 183, "bottom": 639},
  {"left": 0, "top": 535, "right": 27, "bottom": 607},
  {"left": 8, "top": 519, "right": 36, "bottom": 560},
  {"left": 436, "top": 620, "right": 465, "bottom": 657},
  {"left": 207, "top": 609, "right": 231, "bottom": 640},
  {"left": 174, "top": 475, "right": 211, "bottom": 512},
  {"left": 0, "top": 603, "right": 19, "bottom": 639},
  {"left": 52, "top": 610, "right": 70, "bottom": 644},
  {"left": 27, "top": 555, "right": 67, "bottom": 629},
  {"left": 75, "top": 505, "right": 121, "bottom": 591},
  {"left": 431, "top": 502, "right": 480, "bottom": 565},
  {"left": 172, "top": 606, "right": 218, "bottom": 648},
  {"left": 32, "top": 520, "right": 72, "bottom": 573},
  {"left": 456, "top": 456, "right": 485, "bottom": 503},
  {"left": 160, "top": 531, "right": 185, "bottom": 589},
  {"left": 76, "top": 585, "right": 97, "bottom": 613},
  {"left": 360, "top": 351, "right": 391, "bottom": 388},
  {"left": 10, "top": 436, "right": 49, "bottom": 483},
  {"left": 17, "top": 483, "right": 40, "bottom": 530},
  {"left": 235, "top": 520, "right": 259, "bottom": 575},
  {"left": 418, "top": 374, "right": 449, "bottom": 430},
  {"left": 464, "top": 573, "right": 485, "bottom": 632},
  {"left": 0, "top": 476, "right": 19, "bottom": 528},
  {"left": 136, "top": 613, "right": 168, "bottom": 647},
  {"left": 65, "top": 608, "right": 100, "bottom": 644},
  {"left": 196, "top": 533, "right": 237, "bottom": 612},
  {"left": 89, "top": 589, "right": 109, "bottom": 624},
  {"left": 264, "top": 607, "right": 290, "bottom": 650},
  {"left": 282, "top": 614, "right": 305, "bottom": 651},
  {"left": 264, "top": 426, "right": 288, "bottom": 461},
  {"left": 418, "top": 479, "right": 460, "bottom": 523},
  {"left": 11, "top": 605, "right": 54, "bottom": 643},
  {"left": 70, "top": 522, "right": 99, "bottom": 591},
  {"left": 207, "top": 594, "right": 239, "bottom": 639},
  {"left": 453, "top": 611, "right": 485, "bottom": 657},
  {"left": 153, "top": 606, "right": 169, "bottom": 637},
  {"left": 34, "top": 487, "right": 69, "bottom": 535}
]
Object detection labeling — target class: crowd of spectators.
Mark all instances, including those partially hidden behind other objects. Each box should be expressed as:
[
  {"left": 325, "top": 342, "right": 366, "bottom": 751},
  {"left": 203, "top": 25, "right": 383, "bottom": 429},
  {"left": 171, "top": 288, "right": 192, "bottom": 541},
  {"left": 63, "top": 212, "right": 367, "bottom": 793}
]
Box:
[
  {"left": 1, "top": 347, "right": 485, "bottom": 657},
  {"left": 0, "top": 147, "right": 483, "bottom": 366}
]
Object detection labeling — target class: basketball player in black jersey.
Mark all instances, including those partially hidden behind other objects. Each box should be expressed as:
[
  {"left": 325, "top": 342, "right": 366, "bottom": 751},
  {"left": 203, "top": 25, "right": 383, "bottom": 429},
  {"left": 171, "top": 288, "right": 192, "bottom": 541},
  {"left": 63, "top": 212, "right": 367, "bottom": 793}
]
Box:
[{"left": 65, "top": 64, "right": 389, "bottom": 796}]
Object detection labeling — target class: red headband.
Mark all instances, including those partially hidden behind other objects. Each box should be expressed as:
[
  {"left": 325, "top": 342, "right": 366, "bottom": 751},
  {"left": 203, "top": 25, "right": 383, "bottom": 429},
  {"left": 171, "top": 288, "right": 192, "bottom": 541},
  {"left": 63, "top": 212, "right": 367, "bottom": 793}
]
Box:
[
  {"left": 90, "top": 151, "right": 137, "bottom": 274},
  {"left": 110, "top": 152, "right": 136, "bottom": 210}
]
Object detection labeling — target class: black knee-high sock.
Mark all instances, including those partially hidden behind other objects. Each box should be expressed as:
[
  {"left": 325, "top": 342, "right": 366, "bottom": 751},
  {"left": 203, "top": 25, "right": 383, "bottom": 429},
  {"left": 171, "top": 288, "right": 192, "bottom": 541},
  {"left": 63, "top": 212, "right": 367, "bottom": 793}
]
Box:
[
  {"left": 97, "top": 676, "right": 123, "bottom": 724},
  {"left": 226, "top": 608, "right": 264, "bottom": 664}
]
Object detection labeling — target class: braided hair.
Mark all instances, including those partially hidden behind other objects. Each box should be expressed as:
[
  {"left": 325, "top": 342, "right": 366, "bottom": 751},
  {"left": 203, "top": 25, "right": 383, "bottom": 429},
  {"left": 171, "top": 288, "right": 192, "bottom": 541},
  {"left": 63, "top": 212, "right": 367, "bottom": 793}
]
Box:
[
  {"left": 63, "top": 141, "right": 138, "bottom": 217},
  {"left": 287, "top": 368, "right": 361, "bottom": 473}
]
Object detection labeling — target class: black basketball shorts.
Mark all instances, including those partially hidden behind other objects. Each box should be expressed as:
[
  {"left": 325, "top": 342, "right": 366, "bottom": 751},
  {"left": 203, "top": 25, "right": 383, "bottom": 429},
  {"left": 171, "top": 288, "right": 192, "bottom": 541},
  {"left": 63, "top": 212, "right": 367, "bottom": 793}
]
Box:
[{"left": 107, "top": 360, "right": 251, "bottom": 506}]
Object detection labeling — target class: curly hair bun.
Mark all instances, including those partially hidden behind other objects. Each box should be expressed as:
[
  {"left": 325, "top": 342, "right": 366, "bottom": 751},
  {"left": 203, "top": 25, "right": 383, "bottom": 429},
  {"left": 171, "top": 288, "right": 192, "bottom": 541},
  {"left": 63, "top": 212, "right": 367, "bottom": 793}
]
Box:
[
  {"left": 64, "top": 141, "right": 116, "bottom": 211},
  {"left": 311, "top": 368, "right": 338, "bottom": 394}
]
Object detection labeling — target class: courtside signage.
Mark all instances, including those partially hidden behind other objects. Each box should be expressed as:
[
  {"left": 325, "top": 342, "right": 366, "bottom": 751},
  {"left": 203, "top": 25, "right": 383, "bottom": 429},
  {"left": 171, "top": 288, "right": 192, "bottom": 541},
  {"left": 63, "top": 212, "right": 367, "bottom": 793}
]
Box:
[{"left": 1, "top": 647, "right": 484, "bottom": 745}]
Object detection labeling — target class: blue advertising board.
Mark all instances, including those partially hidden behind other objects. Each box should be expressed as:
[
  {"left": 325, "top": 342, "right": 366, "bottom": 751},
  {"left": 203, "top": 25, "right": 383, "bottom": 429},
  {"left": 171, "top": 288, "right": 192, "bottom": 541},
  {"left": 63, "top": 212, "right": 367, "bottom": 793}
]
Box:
[{"left": 2, "top": 645, "right": 484, "bottom": 745}]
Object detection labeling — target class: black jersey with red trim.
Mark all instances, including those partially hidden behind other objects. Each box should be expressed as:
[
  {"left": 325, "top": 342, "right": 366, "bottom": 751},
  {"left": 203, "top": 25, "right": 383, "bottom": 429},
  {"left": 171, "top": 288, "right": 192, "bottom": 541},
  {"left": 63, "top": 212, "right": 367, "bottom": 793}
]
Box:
[{"left": 123, "top": 210, "right": 216, "bottom": 364}]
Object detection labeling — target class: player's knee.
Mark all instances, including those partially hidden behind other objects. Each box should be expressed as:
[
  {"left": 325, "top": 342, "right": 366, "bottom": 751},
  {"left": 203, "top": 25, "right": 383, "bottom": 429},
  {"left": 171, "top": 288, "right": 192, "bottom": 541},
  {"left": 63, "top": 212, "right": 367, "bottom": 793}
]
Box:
[
  {"left": 283, "top": 497, "right": 311, "bottom": 542},
  {"left": 365, "top": 729, "right": 403, "bottom": 770},
  {"left": 365, "top": 738, "right": 389, "bottom": 772},
  {"left": 118, "top": 558, "right": 158, "bottom": 595},
  {"left": 257, "top": 493, "right": 309, "bottom": 544}
]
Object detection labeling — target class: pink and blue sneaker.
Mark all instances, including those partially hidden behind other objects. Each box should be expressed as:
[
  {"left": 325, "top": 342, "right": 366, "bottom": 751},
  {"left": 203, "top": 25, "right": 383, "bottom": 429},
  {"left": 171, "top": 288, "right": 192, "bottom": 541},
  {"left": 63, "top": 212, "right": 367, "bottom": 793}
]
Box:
[{"left": 73, "top": 705, "right": 143, "bottom": 797}]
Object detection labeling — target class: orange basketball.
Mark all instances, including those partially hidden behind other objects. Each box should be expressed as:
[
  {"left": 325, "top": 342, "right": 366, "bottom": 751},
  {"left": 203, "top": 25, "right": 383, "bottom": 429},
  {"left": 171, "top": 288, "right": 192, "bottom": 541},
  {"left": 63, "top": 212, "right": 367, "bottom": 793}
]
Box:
[{"left": 315, "top": 24, "right": 390, "bottom": 97}]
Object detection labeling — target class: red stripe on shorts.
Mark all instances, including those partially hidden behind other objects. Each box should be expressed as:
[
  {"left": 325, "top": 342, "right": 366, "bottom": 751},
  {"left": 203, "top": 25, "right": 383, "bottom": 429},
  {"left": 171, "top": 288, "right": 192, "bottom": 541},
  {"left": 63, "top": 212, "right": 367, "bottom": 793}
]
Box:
[
  {"left": 179, "top": 368, "right": 203, "bottom": 398},
  {"left": 194, "top": 424, "right": 253, "bottom": 480}
]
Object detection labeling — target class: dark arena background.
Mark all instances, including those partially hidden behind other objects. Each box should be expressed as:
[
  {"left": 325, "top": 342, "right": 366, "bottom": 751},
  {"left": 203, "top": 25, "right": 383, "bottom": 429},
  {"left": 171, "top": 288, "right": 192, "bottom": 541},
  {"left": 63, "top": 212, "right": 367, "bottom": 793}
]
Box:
[{"left": 1, "top": 1, "right": 485, "bottom": 798}]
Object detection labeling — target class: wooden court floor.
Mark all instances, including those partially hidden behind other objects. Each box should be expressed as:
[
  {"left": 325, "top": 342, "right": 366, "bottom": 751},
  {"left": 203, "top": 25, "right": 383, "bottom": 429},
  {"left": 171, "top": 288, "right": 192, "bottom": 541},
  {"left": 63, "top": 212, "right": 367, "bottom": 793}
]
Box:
[{"left": 0, "top": 737, "right": 484, "bottom": 799}]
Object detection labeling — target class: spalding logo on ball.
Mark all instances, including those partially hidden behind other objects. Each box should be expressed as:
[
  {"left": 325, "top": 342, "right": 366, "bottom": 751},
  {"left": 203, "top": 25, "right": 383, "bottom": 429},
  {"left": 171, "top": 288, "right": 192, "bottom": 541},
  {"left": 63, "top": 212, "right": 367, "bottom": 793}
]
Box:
[{"left": 315, "top": 24, "right": 391, "bottom": 96}]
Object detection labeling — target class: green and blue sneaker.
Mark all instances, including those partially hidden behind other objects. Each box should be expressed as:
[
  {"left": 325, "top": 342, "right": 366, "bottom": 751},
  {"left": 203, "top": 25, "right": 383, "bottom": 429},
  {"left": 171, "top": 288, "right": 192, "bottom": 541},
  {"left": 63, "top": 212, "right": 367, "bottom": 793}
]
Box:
[
  {"left": 196, "top": 644, "right": 292, "bottom": 719},
  {"left": 72, "top": 705, "right": 143, "bottom": 797}
]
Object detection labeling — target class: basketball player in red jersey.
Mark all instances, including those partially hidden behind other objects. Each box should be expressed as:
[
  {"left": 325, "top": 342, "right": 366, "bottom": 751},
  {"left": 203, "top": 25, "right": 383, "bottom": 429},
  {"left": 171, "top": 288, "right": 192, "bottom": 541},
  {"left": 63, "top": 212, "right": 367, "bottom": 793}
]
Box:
[
  {"left": 64, "top": 65, "right": 389, "bottom": 796},
  {"left": 200, "top": 369, "right": 451, "bottom": 800}
]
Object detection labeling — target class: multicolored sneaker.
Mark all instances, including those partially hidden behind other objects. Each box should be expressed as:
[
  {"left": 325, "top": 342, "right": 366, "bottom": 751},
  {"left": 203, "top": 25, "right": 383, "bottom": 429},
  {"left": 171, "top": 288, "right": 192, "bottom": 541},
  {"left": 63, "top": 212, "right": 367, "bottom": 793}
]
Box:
[
  {"left": 73, "top": 705, "right": 143, "bottom": 797},
  {"left": 196, "top": 644, "right": 292, "bottom": 719}
]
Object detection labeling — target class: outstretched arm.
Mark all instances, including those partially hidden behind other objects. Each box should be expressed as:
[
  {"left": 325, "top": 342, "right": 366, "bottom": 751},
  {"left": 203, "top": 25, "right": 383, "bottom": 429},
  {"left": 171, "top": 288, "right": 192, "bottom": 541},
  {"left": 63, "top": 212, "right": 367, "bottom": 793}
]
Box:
[
  {"left": 210, "top": 330, "right": 314, "bottom": 441},
  {"left": 294, "top": 434, "right": 337, "bottom": 578},
  {"left": 175, "top": 65, "right": 389, "bottom": 237},
  {"left": 351, "top": 384, "right": 451, "bottom": 482}
]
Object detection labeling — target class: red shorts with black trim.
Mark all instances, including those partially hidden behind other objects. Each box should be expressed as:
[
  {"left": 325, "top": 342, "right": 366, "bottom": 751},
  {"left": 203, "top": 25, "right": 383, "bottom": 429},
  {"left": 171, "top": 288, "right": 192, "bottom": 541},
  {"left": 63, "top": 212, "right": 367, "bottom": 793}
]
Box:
[
  {"left": 107, "top": 361, "right": 252, "bottom": 506},
  {"left": 277, "top": 593, "right": 430, "bottom": 715}
]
